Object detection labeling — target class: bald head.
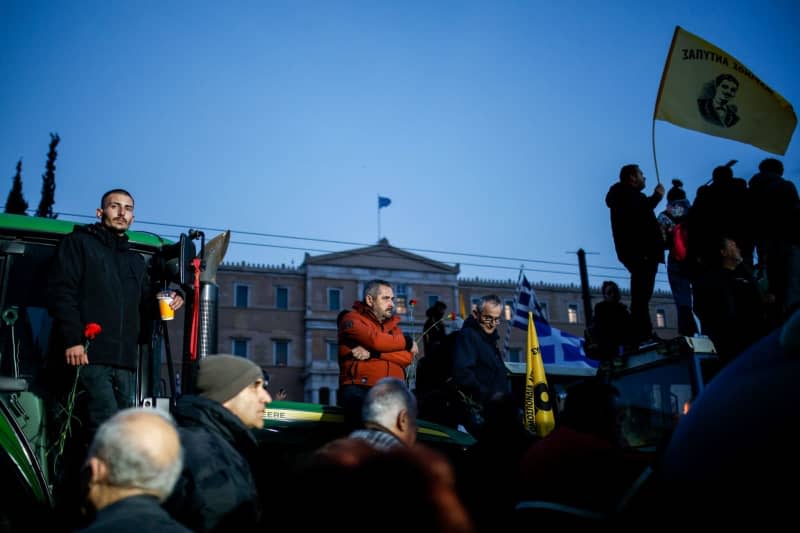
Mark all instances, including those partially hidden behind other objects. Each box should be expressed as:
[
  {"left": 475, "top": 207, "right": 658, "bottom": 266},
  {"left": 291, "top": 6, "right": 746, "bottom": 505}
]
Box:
[
  {"left": 88, "top": 408, "right": 183, "bottom": 507},
  {"left": 118, "top": 409, "right": 182, "bottom": 470}
]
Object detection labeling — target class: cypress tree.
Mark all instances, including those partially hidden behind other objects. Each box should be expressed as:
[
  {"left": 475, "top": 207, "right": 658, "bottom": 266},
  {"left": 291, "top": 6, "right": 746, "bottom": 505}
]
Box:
[
  {"left": 4, "top": 159, "right": 29, "bottom": 215},
  {"left": 36, "top": 132, "right": 60, "bottom": 218}
]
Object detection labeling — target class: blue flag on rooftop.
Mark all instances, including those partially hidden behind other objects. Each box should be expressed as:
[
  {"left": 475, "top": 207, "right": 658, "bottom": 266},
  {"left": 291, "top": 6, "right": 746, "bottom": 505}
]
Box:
[
  {"left": 378, "top": 196, "right": 391, "bottom": 209},
  {"left": 511, "top": 275, "right": 598, "bottom": 371}
]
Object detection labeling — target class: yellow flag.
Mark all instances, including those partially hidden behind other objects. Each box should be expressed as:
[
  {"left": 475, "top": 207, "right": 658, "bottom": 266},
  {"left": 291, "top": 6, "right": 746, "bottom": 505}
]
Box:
[
  {"left": 524, "top": 311, "right": 555, "bottom": 437},
  {"left": 459, "top": 292, "right": 467, "bottom": 319},
  {"left": 654, "top": 26, "right": 796, "bottom": 155}
]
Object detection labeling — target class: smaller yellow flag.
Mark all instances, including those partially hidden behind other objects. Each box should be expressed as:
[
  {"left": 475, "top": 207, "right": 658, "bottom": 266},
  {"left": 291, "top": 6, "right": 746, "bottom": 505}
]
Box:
[
  {"left": 459, "top": 292, "right": 467, "bottom": 319},
  {"left": 524, "top": 311, "right": 555, "bottom": 437}
]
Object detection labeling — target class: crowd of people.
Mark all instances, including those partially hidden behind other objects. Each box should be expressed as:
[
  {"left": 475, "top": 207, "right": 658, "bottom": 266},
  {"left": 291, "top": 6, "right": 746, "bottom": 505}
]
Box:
[
  {"left": 43, "top": 158, "right": 799, "bottom": 531},
  {"left": 597, "top": 158, "right": 799, "bottom": 364}
]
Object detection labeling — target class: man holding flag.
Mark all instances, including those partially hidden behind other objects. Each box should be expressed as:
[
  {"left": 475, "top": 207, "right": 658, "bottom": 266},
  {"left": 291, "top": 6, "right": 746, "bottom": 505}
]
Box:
[{"left": 606, "top": 164, "right": 665, "bottom": 347}]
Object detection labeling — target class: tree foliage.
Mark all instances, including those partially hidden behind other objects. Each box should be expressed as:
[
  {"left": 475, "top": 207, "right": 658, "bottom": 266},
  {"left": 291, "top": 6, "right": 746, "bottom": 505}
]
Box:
[
  {"left": 4, "top": 159, "right": 29, "bottom": 215},
  {"left": 36, "top": 132, "right": 60, "bottom": 218}
]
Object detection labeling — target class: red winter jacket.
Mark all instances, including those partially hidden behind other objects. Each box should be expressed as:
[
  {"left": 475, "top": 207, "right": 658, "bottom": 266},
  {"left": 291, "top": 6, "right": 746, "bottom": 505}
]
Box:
[{"left": 338, "top": 301, "right": 414, "bottom": 387}]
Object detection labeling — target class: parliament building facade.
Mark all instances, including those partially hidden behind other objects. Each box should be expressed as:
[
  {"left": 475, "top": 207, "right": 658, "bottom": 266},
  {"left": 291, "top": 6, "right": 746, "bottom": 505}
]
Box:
[{"left": 169, "top": 239, "right": 677, "bottom": 403}]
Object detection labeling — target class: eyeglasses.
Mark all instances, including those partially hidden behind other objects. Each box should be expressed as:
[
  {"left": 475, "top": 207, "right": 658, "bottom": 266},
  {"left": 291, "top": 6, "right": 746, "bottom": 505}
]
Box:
[{"left": 479, "top": 314, "right": 503, "bottom": 325}]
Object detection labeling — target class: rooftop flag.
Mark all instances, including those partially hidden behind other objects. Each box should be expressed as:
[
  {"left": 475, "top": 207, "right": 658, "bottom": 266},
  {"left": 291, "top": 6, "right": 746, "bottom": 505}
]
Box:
[
  {"left": 378, "top": 196, "right": 391, "bottom": 209},
  {"left": 654, "top": 26, "right": 796, "bottom": 155}
]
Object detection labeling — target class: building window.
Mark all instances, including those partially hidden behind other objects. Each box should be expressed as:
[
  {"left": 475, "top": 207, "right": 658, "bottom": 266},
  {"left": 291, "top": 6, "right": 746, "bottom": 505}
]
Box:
[
  {"left": 328, "top": 288, "right": 342, "bottom": 311},
  {"left": 656, "top": 309, "right": 666, "bottom": 328},
  {"left": 231, "top": 338, "right": 249, "bottom": 357},
  {"left": 539, "top": 302, "right": 549, "bottom": 320},
  {"left": 504, "top": 299, "right": 514, "bottom": 321},
  {"left": 567, "top": 304, "right": 578, "bottom": 324},
  {"left": 427, "top": 295, "right": 439, "bottom": 308},
  {"left": 326, "top": 341, "right": 338, "bottom": 362},
  {"left": 275, "top": 286, "right": 288, "bottom": 309},
  {"left": 234, "top": 284, "right": 249, "bottom": 308},
  {"left": 508, "top": 347, "right": 521, "bottom": 363},
  {"left": 273, "top": 339, "right": 289, "bottom": 366},
  {"left": 395, "top": 284, "right": 408, "bottom": 315}
]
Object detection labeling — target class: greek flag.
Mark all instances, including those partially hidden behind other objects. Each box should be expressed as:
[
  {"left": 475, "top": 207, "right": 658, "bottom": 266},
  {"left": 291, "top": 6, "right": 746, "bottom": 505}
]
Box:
[{"left": 510, "top": 275, "right": 597, "bottom": 371}]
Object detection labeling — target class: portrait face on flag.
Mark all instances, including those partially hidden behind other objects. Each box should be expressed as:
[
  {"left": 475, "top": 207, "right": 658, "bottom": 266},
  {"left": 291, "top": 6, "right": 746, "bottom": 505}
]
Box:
[{"left": 697, "top": 74, "right": 740, "bottom": 128}]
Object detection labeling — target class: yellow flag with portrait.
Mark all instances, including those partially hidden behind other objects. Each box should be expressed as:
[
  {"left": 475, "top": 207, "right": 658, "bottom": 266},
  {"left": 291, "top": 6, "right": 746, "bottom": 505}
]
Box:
[{"left": 654, "top": 26, "right": 796, "bottom": 155}]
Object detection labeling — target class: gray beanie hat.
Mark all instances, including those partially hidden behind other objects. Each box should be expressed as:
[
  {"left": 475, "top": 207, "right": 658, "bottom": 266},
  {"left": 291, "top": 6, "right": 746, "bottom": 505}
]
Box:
[{"left": 196, "top": 354, "right": 263, "bottom": 404}]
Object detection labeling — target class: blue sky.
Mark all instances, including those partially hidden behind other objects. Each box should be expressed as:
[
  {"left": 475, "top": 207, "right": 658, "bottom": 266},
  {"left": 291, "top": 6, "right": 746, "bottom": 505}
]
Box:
[{"left": 2, "top": 0, "right": 798, "bottom": 291}]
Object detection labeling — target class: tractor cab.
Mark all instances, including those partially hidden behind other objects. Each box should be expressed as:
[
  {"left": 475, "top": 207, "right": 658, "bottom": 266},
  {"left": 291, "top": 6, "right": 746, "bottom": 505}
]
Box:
[{"left": 0, "top": 213, "right": 191, "bottom": 528}]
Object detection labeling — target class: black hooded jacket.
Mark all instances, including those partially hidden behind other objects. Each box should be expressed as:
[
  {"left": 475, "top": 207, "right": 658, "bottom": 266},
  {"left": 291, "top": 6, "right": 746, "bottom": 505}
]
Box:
[
  {"left": 605, "top": 182, "right": 665, "bottom": 266},
  {"left": 48, "top": 222, "right": 152, "bottom": 369},
  {"left": 165, "top": 394, "right": 262, "bottom": 532}
]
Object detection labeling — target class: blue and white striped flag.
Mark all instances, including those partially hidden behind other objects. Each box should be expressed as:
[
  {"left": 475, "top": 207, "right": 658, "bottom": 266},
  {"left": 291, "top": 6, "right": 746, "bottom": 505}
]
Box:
[{"left": 509, "top": 275, "right": 598, "bottom": 371}]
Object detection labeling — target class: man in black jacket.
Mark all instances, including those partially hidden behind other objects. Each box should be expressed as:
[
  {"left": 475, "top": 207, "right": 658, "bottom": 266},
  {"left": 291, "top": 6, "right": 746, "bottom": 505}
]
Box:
[
  {"left": 165, "top": 354, "right": 272, "bottom": 533},
  {"left": 79, "top": 408, "right": 189, "bottom": 533},
  {"left": 451, "top": 294, "right": 509, "bottom": 432},
  {"left": 48, "top": 189, "right": 183, "bottom": 438},
  {"left": 606, "top": 165, "right": 665, "bottom": 346}
]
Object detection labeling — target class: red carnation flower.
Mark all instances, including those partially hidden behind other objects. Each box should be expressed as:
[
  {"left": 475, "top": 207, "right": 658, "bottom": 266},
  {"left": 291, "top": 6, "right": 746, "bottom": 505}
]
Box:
[{"left": 84, "top": 323, "right": 102, "bottom": 340}]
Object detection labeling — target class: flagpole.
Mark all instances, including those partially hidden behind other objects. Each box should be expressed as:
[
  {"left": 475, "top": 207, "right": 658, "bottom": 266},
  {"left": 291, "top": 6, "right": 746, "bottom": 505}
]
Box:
[
  {"left": 377, "top": 195, "right": 380, "bottom": 242},
  {"left": 652, "top": 118, "right": 661, "bottom": 185},
  {"left": 651, "top": 25, "right": 679, "bottom": 187},
  {"left": 503, "top": 265, "right": 524, "bottom": 358}
]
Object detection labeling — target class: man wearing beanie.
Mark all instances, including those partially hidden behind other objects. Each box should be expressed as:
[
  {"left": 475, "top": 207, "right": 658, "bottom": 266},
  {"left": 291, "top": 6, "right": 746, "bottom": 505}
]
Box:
[{"left": 164, "top": 354, "right": 271, "bottom": 532}]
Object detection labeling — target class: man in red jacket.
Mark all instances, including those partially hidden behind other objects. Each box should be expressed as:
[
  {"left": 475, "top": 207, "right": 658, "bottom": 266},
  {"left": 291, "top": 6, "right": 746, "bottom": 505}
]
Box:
[{"left": 337, "top": 279, "right": 418, "bottom": 429}]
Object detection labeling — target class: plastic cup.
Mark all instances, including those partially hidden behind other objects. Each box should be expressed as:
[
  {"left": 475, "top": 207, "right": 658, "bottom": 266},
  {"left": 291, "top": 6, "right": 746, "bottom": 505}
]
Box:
[{"left": 158, "top": 291, "right": 175, "bottom": 321}]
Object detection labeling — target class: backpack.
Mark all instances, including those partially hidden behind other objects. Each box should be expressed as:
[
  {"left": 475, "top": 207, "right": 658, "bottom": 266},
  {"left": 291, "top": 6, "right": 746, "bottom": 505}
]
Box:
[{"left": 672, "top": 221, "right": 689, "bottom": 262}]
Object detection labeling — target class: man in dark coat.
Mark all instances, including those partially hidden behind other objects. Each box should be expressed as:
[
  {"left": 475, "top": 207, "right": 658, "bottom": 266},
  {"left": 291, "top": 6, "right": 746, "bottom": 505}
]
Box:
[
  {"left": 690, "top": 162, "right": 752, "bottom": 268},
  {"left": 79, "top": 408, "right": 189, "bottom": 533},
  {"left": 749, "top": 157, "right": 800, "bottom": 324},
  {"left": 164, "top": 354, "right": 272, "bottom": 532},
  {"left": 606, "top": 164, "right": 665, "bottom": 345},
  {"left": 451, "top": 294, "right": 508, "bottom": 432},
  {"left": 48, "top": 189, "right": 184, "bottom": 437},
  {"left": 415, "top": 301, "right": 460, "bottom": 426},
  {"left": 693, "top": 237, "right": 768, "bottom": 365},
  {"left": 587, "top": 281, "right": 633, "bottom": 359}
]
